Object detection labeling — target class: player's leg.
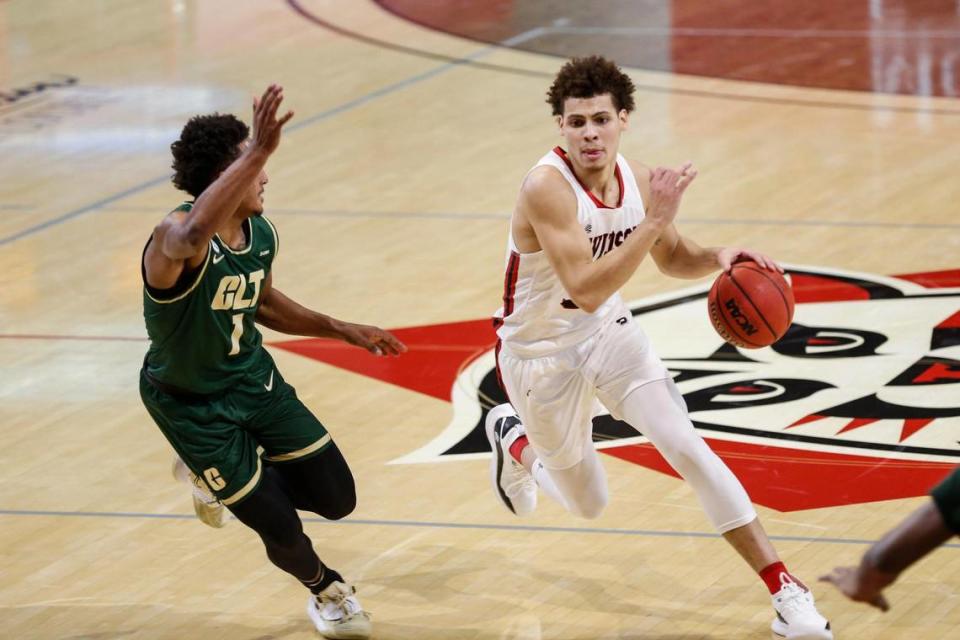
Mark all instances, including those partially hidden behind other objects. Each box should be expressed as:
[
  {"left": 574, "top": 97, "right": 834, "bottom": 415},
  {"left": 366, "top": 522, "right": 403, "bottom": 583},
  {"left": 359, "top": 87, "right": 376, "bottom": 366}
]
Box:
[
  {"left": 226, "top": 473, "right": 371, "bottom": 639},
  {"left": 142, "top": 371, "right": 370, "bottom": 639},
  {"left": 530, "top": 436, "right": 609, "bottom": 519},
  {"left": 615, "top": 378, "right": 757, "bottom": 532},
  {"left": 613, "top": 379, "right": 831, "bottom": 639},
  {"left": 486, "top": 402, "right": 609, "bottom": 519},
  {"left": 141, "top": 373, "right": 329, "bottom": 582},
  {"left": 247, "top": 372, "right": 370, "bottom": 639},
  {"left": 593, "top": 318, "right": 831, "bottom": 640},
  {"left": 246, "top": 368, "right": 357, "bottom": 518},
  {"left": 490, "top": 344, "right": 609, "bottom": 519},
  {"left": 227, "top": 472, "right": 344, "bottom": 590},
  {"left": 140, "top": 371, "right": 255, "bottom": 528},
  {"left": 263, "top": 442, "right": 356, "bottom": 521}
]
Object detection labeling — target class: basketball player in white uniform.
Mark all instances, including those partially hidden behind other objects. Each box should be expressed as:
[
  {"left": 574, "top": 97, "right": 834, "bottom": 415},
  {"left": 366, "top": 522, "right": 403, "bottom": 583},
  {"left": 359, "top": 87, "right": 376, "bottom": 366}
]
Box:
[{"left": 486, "top": 56, "right": 833, "bottom": 640}]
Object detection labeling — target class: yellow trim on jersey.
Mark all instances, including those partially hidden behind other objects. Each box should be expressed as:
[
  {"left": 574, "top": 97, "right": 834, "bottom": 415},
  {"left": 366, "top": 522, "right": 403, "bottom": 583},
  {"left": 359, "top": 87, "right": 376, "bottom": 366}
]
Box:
[
  {"left": 215, "top": 217, "right": 254, "bottom": 255},
  {"left": 221, "top": 455, "right": 263, "bottom": 506},
  {"left": 143, "top": 241, "right": 212, "bottom": 305},
  {"left": 264, "top": 434, "right": 332, "bottom": 462},
  {"left": 263, "top": 216, "right": 279, "bottom": 260}
]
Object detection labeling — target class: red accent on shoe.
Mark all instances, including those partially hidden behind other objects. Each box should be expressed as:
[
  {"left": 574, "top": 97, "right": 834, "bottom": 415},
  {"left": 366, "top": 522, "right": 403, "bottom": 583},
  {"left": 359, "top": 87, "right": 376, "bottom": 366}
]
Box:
[
  {"left": 759, "top": 561, "right": 807, "bottom": 594},
  {"left": 509, "top": 435, "right": 529, "bottom": 463}
]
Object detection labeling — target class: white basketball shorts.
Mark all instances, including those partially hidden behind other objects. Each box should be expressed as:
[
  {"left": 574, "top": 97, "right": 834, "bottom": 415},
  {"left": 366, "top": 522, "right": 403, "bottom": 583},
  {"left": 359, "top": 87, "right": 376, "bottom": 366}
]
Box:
[{"left": 497, "top": 312, "right": 671, "bottom": 470}]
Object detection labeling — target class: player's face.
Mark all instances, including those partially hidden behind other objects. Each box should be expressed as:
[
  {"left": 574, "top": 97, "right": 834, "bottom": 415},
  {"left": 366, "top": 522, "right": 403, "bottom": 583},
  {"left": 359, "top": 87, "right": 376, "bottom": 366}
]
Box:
[
  {"left": 558, "top": 94, "right": 628, "bottom": 170},
  {"left": 236, "top": 142, "right": 268, "bottom": 216},
  {"left": 245, "top": 168, "right": 268, "bottom": 216}
]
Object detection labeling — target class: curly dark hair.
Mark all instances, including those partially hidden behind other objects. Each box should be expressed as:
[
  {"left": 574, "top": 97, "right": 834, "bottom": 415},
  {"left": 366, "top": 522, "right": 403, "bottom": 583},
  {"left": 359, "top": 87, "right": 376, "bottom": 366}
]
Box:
[
  {"left": 171, "top": 113, "right": 249, "bottom": 197},
  {"left": 546, "top": 56, "right": 636, "bottom": 116}
]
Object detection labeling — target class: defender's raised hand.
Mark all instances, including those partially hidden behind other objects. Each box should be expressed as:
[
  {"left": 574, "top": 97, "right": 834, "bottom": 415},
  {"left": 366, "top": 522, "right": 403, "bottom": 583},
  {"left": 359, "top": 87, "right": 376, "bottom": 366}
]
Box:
[{"left": 251, "top": 84, "right": 294, "bottom": 156}]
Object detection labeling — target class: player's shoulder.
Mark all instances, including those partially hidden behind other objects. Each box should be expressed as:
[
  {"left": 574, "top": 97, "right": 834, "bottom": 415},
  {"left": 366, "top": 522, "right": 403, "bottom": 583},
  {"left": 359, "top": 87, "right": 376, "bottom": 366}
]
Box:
[
  {"left": 156, "top": 201, "right": 193, "bottom": 229},
  {"left": 517, "top": 166, "right": 577, "bottom": 226},
  {"left": 520, "top": 164, "right": 573, "bottom": 202}
]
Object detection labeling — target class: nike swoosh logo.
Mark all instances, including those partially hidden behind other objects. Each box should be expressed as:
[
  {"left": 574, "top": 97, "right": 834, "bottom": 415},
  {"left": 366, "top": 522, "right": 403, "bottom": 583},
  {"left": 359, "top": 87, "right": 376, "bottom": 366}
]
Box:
[
  {"left": 212, "top": 254, "right": 225, "bottom": 264},
  {"left": 264, "top": 371, "right": 274, "bottom": 391}
]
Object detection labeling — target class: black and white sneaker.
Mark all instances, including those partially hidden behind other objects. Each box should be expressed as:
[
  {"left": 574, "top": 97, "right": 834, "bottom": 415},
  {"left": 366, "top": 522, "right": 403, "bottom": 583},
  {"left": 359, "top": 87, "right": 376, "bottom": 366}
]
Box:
[{"left": 484, "top": 404, "right": 537, "bottom": 516}]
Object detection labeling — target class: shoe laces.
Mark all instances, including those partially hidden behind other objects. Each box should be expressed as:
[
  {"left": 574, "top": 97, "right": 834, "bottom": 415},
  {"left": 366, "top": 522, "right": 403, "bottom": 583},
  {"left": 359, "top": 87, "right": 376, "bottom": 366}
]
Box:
[
  {"left": 503, "top": 467, "right": 536, "bottom": 498},
  {"left": 317, "top": 583, "right": 363, "bottom": 621},
  {"left": 774, "top": 579, "right": 814, "bottom": 619}
]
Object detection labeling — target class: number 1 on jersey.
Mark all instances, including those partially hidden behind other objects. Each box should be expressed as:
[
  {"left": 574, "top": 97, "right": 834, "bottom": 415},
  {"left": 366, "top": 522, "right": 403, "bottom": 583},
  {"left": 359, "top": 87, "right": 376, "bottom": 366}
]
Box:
[{"left": 229, "top": 313, "right": 244, "bottom": 356}]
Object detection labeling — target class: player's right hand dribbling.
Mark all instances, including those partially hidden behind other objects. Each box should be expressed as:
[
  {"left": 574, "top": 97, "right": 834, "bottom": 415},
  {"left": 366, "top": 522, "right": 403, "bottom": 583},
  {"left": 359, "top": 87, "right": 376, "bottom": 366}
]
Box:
[{"left": 251, "top": 84, "right": 295, "bottom": 156}]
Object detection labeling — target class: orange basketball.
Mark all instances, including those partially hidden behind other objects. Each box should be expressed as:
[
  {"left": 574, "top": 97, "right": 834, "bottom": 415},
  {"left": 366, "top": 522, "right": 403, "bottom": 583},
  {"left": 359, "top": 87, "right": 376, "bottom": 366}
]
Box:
[{"left": 707, "top": 261, "right": 795, "bottom": 348}]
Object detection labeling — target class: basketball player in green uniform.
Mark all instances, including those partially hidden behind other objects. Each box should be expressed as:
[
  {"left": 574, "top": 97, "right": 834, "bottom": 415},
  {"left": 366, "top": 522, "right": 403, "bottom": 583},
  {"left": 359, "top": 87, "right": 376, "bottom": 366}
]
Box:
[
  {"left": 139, "top": 84, "right": 405, "bottom": 639},
  {"left": 821, "top": 466, "right": 960, "bottom": 611}
]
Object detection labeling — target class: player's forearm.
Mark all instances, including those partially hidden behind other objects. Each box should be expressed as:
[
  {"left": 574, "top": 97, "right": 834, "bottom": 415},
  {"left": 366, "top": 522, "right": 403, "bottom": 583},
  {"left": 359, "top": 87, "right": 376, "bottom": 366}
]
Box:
[
  {"left": 572, "top": 219, "right": 664, "bottom": 311},
  {"left": 659, "top": 237, "right": 722, "bottom": 279},
  {"left": 255, "top": 288, "right": 346, "bottom": 339},
  {"left": 862, "top": 500, "right": 953, "bottom": 576},
  {"left": 165, "top": 148, "right": 269, "bottom": 257}
]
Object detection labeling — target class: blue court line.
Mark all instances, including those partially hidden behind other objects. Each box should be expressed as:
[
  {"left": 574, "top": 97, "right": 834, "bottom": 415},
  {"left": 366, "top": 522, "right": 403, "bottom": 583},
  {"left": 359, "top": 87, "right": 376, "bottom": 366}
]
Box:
[
  {"left": 2, "top": 508, "right": 958, "bottom": 548},
  {"left": 0, "top": 40, "right": 508, "bottom": 248},
  {"left": 0, "top": 176, "right": 171, "bottom": 247},
  {"left": 99, "top": 204, "right": 960, "bottom": 230}
]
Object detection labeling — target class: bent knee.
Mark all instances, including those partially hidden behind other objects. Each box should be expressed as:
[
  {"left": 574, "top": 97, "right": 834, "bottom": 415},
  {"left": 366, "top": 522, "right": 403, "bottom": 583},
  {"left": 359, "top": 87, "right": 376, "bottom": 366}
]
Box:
[
  {"left": 314, "top": 490, "right": 357, "bottom": 521},
  {"left": 319, "top": 499, "right": 355, "bottom": 521},
  {"left": 567, "top": 493, "right": 608, "bottom": 520}
]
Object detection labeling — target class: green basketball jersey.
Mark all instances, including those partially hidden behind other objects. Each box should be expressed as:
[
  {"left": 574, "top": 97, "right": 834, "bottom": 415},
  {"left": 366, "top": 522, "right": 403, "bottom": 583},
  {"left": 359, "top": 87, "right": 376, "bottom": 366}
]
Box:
[{"left": 142, "top": 203, "right": 280, "bottom": 394}]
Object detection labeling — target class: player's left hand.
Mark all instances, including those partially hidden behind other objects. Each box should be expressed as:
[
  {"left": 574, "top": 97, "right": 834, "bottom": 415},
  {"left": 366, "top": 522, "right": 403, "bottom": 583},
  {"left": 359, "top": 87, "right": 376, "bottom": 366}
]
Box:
[
  {"left": 342, "top": 323, "right": 407, "bottom": 356},
  {"left": 716, "top": 247, "right": 783, "bottom": 273},
  {"left": 819, "top": 565, "right": 893, "bottom": 612}
]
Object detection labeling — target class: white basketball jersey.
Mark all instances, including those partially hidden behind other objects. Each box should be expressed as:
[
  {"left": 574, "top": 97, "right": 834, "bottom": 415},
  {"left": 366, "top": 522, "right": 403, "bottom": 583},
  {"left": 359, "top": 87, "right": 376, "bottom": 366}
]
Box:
[{"left": 494, "top": 147, "right": 647, "bottom": 358}]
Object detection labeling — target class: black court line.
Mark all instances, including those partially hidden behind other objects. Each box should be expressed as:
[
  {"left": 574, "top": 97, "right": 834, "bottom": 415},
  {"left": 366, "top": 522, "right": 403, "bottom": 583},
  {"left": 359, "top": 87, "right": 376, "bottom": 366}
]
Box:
[
  {"left": 3, "top": 508, "right": 958, "bottom": 548},
  {"left": 287, "top": 0, "right": 960, "bottom": 116}
]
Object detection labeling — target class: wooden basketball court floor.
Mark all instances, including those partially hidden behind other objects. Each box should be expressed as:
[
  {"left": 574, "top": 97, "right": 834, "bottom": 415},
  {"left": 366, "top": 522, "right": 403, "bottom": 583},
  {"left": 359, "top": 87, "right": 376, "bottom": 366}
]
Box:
[{"left": 2, "top": 1, "right": 960, "bottom": 638}]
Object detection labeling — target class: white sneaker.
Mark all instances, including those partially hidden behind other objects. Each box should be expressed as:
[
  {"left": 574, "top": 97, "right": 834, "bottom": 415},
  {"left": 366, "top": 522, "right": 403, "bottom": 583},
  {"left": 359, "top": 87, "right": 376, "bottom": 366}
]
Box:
[
  {"left": 485, "top": 404, "right": 537, "bottom": 516},
  {"left": 771, "top": 574, "right": 833, "bottom": 640},
  {"left": 306, "top": 581, "right": 372, "bottom": 639},
  {"left": 171, "top": 457, "right": 228, "bottom": 529}
]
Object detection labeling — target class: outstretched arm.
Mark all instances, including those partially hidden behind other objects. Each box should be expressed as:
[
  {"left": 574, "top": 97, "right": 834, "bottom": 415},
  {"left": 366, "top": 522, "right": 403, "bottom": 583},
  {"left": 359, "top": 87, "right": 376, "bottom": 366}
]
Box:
[
  {"left": 255, "top": 274, "right": 406, "bottom": 356},
  {"left": 820, "top": 498, "right": 955, "bottom": 612},
  {"left": 144, "top": 85, "right": 293, "bottom": 289}
]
